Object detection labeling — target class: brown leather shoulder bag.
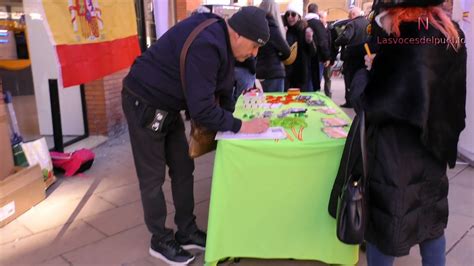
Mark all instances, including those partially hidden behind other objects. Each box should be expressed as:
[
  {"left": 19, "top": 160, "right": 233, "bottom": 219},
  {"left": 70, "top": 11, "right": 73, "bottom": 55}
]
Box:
[{"left": 179, "top": 18, "right": 219, "bottom": 158}]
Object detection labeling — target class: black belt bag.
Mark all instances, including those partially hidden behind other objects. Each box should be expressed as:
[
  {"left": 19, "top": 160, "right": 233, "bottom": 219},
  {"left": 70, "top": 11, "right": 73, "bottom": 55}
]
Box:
[{"left": 123, "top": 87, "right": 178, "bottom": 133}]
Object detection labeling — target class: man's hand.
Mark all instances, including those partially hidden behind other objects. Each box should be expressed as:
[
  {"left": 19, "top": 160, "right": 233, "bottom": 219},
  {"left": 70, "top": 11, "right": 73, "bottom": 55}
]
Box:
[{"left": 239, "top": 118, "right": 270, "bottom": 134}]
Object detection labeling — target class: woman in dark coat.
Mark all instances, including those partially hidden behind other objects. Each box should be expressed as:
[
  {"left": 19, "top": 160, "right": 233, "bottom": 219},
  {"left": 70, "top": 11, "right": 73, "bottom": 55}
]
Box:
[
  {"left": 328, "top": 0, "right": 466, "bottom": 265},
  {"left": 257, "top": 0, "right": 291, "bottom": 92},
  {"left": 283, "top": 4, "right": 317, "bottom": 91}
]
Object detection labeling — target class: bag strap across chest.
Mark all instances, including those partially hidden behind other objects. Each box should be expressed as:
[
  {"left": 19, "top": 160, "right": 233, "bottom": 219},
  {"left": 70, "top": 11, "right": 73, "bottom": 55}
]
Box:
[{"left": 179, "top": 18, "right": 219, "bottom": 97}]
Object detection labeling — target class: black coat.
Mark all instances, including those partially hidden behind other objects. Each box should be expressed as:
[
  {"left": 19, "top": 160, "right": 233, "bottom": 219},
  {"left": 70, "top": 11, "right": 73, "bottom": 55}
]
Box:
[
  {"left": 327, "top": 25, "right": 338, "bottom": 64},
  {"left": 285, "top": 21, "right": 317, "bottom": 89},
  {"left": 335, "top": 16, "right": 369, "bottom": 49},
  {"left": 335, "top": 16, "right": 369, "bottom": 71},
  {"left": 329, "top": 22, "right": 466, "bottom": 256},
  {"left": 307, "top": 17, "right": 330, "bottom": 61},
  {"left": 256, "top": 15, "right": 290, "bottom": 80}
]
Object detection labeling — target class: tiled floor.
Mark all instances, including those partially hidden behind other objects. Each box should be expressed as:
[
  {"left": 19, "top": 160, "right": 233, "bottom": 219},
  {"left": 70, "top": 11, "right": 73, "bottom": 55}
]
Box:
[{"left": 1, "top": 77, "right": 473, "bottom": 266}]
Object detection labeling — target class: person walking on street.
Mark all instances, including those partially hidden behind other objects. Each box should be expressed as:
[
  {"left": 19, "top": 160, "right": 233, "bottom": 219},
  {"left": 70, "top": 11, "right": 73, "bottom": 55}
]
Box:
[
  {"left": 305, "top": 3, "right": 330, "bottom": 92},
  {"left": 283, "top": 1, "right": 317, "bottom": 91},
  {"left": 318, "top": 11, "right": 335, "bottom": 97},
  {"left": 256, "top": 0, "right": 291, "bottom": 92},
  {"left": 334, "top": 7, "right": 369, "bottom": 108},
  {"left": 122, "top": 7, "right": 270, "bottom": 265}
]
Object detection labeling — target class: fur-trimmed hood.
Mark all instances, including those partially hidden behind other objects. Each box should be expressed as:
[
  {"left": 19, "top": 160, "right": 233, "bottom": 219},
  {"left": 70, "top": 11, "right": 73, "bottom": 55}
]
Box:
[{"left": 363, "top": 22, "right": 467, "bottom": 167}]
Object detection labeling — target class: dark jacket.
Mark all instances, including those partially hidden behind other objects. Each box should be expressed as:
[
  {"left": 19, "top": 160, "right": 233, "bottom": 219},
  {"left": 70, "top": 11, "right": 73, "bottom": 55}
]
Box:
[
  {"left": 335, "top": 16, "right": 369, "bottom": 70},
  {"left": 329, "top": 22, "right": 467, "bottom": 256},
  {"left": 327, "top": 24, "right": 339, "bottom": 64},
  {"left": 306, "top": 15, "right": 330, "bottom": 61},
  {"left": 334, "top": 16, "right": 369, "bottom": 48},
  {"left": 285, "top": 21, "right": 317, "bottom": 89},
  {"left": 123, "top": 13, "right": 241, "bottom": 133},
  {"left": 256, "top": 15, "right": 290, "bottom": 80}
]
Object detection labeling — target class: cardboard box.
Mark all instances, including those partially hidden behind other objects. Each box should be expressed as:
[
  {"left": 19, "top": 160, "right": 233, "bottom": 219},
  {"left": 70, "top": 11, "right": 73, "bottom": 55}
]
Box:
[
  {"left": 0, "top": 165, "right": 45, "bottom": 227},
  {"left": 0, "top": 96, "right": 14, "bottom": 180}
]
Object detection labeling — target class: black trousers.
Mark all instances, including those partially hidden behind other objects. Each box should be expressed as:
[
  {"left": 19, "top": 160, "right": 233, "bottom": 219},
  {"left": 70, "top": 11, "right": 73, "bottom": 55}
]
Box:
[
  {"left": 122, "top": 90, "right": 197, "bottom": 241},
  {"left": 342, "top": 62, "right": 359, "bottom": 104},
  {"left": 322, "top": 65, "right": 332, "bottom": 97}
]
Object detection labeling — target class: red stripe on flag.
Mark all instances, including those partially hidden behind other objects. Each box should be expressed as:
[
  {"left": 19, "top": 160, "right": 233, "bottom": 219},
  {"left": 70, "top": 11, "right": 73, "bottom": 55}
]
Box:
[{"left": 56, "top": 35, "right": 140, "bottom": 88}]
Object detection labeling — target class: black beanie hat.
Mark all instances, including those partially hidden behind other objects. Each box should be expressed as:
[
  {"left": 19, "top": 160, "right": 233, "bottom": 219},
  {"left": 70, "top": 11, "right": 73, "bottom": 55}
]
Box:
[
  {"left": 228, "top": 6, "right": 270, "bottom": 46},
  {"left": 374, "top": 0, "right": 445, "bottom": 8}
]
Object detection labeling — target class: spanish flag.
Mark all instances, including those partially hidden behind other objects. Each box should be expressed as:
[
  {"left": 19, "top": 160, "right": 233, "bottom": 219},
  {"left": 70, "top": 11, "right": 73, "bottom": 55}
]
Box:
[{"left": 42, "top": 0, "right": 140, "bottom": 87}]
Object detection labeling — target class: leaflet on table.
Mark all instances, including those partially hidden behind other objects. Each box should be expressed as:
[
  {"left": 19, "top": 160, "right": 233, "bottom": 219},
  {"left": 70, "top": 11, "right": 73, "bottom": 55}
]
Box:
[
  {"left": 215, "top": 127, "right": 287, "bottom": 140},
  {"left": 322, "top": 117, "right": 349, "bottom": 127},
  {"left": 322, "top": 127, "right": 348, "bottom": 139},
  {"left": 314, "top": 107, "right": 338, "bottom": 115}
]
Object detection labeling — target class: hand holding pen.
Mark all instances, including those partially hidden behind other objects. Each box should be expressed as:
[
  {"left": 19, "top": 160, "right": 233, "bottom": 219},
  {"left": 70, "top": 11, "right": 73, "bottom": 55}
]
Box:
[{"left": 364, "top": 43, "right": 376, "bottom": 71}]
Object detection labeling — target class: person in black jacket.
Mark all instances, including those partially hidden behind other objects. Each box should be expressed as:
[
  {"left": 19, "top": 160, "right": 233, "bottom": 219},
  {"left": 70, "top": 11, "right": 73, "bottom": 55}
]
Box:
[
  {"left": 305, "top": 3, "right": 330, "bottom": 92},
  {"left": 319, "top": 11, "right": 336, "bottom": 97},
  {"left": 283, "top": 2, "right": 317, "bottom": 91},
  {"left": 329, "top": 1, "right": 466, "bottom": 265},
  {"left": 256, "top": 0, "right": 291, "bottom": 92},
  {"left": 121, "top": 7, "right": 270, "bottom": 265},
  {"left": 335, "top": 7, "right": 369, "bottom": 108}
]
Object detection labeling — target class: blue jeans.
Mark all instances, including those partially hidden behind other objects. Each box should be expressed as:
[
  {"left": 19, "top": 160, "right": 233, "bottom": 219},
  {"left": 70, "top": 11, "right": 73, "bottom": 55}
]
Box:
[
  {"left": 301, "top": 79, "right": 313, "bottom": 92},
  {"left": 366, "top": 235, "right": 446, "bottom": 266},
  {"left": 261, "top": 78, "right": 284, "bottom": 92},
  {"left": 234, "top": 67, "right": 256, "bottom": 101},
  {"left": 303, "top": 64, "right": 314, "bottom": 92}
]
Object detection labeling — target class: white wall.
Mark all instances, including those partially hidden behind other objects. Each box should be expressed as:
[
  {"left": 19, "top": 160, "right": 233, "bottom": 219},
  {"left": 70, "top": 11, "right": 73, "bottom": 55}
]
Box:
[
  {"left": 23, "top": 0, "right": 84, "bottom": 136},
  {"left": 458, "top": 0, "right": 474, "bottom": 164},
  {"left": 154, "top": 0, "right": 169, "bottom": 39}
]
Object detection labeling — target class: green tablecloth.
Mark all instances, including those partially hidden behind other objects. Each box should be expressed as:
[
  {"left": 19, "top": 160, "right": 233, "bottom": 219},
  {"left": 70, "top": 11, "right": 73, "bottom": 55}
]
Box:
[{"left": 205, "top": 92, "right": 359, "bottom": 265}]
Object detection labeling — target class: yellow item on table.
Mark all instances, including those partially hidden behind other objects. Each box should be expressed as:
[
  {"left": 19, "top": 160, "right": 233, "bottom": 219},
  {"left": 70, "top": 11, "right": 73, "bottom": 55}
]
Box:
[{"left": 287, "top": 88, "right": 300, "bottom": 96}]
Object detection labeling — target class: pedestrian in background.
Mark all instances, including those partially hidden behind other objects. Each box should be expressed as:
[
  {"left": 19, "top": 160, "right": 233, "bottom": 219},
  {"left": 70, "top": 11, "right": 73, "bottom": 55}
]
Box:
[
  {"left": 318, "top": 10, "right": 334, "bottom": 97},
  {"left": 256, "top": 0, "right": 291, "bottom": 92},
  {"left": 334, "top": 7, "right": 368, "bottom": 108},
  {"left": 283, "top": 1, "right": 317, "bottom": 91},
  {"left": 305, "top": 3, "right": 330, "bottom": 92}
]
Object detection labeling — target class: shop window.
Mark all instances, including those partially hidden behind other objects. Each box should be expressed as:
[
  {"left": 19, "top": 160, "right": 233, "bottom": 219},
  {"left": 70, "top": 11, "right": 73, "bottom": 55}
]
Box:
[
  {"left": 0, "top": 7, "right": 28, "bottom": 60},
  {"left": 0, "top": 3, "right": 40, "bottom": 147}
]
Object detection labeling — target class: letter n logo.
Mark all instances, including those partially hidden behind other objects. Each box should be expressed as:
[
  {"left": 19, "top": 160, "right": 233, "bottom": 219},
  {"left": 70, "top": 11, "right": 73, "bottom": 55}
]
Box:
[{"left": 418, "top": 16, "right": 429, "bottom": 31}]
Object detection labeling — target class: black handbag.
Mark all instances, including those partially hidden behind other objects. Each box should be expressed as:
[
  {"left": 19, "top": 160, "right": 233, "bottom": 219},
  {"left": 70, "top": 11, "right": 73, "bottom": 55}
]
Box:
[{"left": 336, "top": 112, "right": 368, "bottom": 244}]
